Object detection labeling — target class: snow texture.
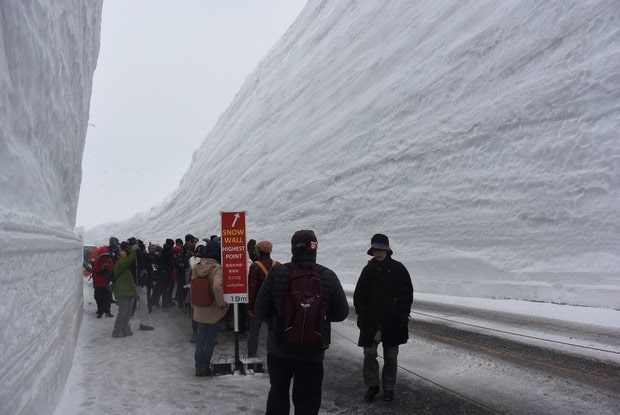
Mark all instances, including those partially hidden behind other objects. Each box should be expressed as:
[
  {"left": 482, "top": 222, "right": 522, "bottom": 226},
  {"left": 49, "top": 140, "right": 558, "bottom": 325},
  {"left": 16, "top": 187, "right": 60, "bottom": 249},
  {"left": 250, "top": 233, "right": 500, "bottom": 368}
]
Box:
[
  {"left": 87, "top": 0, "right": 620, "bottom": 308},
  {"left": 0, "top": 1, "right": 103, "bottom": 414},
  {"left": 1, "top": 0, "right": 619, "bottom": 413}
]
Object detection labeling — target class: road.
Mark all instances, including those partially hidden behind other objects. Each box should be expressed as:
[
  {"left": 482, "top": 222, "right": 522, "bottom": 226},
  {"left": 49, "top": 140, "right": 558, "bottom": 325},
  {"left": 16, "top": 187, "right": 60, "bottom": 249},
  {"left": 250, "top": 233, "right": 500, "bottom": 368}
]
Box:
[
  {"left": 318, "top": 302, "right": 620, "bottom": 414},
  {"left": 56, "top": 282, "right": 620, "bottom": 414}
]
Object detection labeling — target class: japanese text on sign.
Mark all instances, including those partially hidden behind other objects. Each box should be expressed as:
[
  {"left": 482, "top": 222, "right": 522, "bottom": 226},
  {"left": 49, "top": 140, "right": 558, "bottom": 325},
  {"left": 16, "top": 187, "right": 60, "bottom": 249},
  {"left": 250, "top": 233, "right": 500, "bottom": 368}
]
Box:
[{"left": 221, "top": 212, "right": 248, "bottom": 303}]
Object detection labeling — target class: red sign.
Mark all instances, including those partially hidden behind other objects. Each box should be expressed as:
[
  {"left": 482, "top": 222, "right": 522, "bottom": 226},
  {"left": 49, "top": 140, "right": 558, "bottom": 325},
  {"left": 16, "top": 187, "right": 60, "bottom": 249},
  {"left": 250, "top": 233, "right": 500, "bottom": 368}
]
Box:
[{"left": 221, "top": 211, "right": 248, "bottom": 303}]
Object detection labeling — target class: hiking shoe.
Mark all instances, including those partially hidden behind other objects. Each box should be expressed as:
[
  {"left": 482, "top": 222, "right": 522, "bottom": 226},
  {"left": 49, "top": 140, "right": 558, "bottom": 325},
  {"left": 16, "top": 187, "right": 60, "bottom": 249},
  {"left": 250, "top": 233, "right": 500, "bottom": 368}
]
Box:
[
  {"left": 383, "top": 390, "right": 394, "bottom": 402},
  {"left": 195, "top": 366, "right": 212, "bottom": 377},
  {"left": 111, "top": 330, "right": 125, "bottom": 338},
  {"left": 364, "top": 386, "right": 380, "bottom": 402},
  {"left": 105, "top": 312, "right": 113, "bottom": 318},
  {"left": 139, "top": 324, "right": 154, "bottom": 331}
]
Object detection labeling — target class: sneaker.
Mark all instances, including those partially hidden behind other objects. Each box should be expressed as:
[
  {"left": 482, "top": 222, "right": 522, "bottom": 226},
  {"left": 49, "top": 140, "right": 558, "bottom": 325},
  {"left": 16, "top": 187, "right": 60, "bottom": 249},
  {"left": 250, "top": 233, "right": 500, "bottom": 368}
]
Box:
[
  {"left": 111, "top": 330, "right": 125, "bottom": 338},
  {"left": 105, "top": 312, "right": 113, "bottom": 318},
  {"left": 364, "top": 386, "right": 380, "bottom": 402},
  {"left": 383, "top": 390, "right": 394, "bottom": 402},
  {"left": 96, "top": 313, "right": 102, "bottom": 319},
  {"left": 139, "top": 324, "right": 154, "bottom": 331}
]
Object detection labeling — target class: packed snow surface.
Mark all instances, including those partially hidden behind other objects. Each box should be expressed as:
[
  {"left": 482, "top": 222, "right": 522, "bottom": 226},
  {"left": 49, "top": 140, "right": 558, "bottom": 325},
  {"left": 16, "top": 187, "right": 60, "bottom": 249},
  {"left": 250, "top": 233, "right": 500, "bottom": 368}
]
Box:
[{"left": 86, "top": 0, "right": 620, "bottom": 309}]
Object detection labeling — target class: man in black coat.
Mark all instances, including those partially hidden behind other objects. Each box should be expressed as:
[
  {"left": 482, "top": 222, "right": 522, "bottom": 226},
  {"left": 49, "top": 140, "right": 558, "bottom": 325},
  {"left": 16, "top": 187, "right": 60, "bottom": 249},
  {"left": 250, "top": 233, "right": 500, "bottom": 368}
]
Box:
[
  {"left": 256, "top": 229, "right": 349, "bottom": 415},
  {"left": 353, "top": 234, "right": 413, "bottom": 403}
]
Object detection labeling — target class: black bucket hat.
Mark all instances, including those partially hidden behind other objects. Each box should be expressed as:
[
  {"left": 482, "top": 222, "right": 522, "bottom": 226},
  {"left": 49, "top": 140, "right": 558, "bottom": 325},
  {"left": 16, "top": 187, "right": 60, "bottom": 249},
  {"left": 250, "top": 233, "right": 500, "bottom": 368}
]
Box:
[{"left": 367, "top": 233, "right": 393, "bottom": 256}]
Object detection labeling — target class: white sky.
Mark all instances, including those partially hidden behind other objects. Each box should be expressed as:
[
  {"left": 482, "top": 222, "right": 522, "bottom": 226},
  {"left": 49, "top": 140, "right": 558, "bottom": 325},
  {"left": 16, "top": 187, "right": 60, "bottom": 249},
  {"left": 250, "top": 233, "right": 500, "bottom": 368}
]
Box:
[{"left": 76, "top": 0, "right": 308, "bottom": 229}]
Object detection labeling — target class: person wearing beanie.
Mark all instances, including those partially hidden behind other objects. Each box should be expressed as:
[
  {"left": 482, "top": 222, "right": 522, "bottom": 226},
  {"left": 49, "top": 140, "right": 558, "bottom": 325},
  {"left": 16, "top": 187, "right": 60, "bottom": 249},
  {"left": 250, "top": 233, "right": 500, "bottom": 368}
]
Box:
[
  {"left": 255, "top": 230, "right": 349, "bottom": 415},
  {"left": 353, "top": 234, "right": 413, "bottom": 403},
  {"left": 246, "top": 240, "right": 278, "bottom": 358},
  {"left": 191, "top": 241, "right": 228, "bottom": 376},
  {"left": 247, "top": 239, "right": 258, "bottom": 262}
]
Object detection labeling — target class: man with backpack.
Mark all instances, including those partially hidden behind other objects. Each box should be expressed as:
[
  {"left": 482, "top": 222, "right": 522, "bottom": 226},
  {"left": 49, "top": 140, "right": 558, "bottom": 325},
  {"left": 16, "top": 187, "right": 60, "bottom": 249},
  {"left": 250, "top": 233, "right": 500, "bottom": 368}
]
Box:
[
  {"left": 247, "top": 240, "right": 278, "bottom": 358},
  {"left": 255, "top": 230, "right": 349, "bottom": 415}
]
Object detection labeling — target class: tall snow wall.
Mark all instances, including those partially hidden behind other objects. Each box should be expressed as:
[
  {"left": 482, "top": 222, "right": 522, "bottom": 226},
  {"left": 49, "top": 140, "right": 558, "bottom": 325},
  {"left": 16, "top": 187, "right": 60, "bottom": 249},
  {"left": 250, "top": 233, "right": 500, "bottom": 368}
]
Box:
[
  {"left": 0, "top": 1, "right": 102, "bottom": 414},
  {"left": 87, "top": 0, "right": 619, "bottom": 308}
]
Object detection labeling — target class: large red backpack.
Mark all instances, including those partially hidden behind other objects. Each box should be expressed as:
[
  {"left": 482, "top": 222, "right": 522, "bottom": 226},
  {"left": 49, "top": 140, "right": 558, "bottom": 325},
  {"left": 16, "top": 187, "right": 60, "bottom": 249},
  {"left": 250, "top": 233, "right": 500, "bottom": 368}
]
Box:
[
  {"left": 190, "top": 270, "right": 214, "bottom": 307},
  {"left": 277, "top": 262, "right": 327, "bottom": 353}
]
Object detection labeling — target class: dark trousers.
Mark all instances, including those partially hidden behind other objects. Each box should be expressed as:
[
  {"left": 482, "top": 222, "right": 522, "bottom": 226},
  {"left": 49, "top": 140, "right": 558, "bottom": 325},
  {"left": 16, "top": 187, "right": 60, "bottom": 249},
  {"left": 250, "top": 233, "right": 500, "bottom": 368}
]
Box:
[
  {"left": 94, "top": 286, "right": 111, "bottom": 314},
  {"left": 266, "top": 354, "right": 324, "bottom": 415},
  {"left": 151, "top": 274, "right": 173, "bottom": 305}
]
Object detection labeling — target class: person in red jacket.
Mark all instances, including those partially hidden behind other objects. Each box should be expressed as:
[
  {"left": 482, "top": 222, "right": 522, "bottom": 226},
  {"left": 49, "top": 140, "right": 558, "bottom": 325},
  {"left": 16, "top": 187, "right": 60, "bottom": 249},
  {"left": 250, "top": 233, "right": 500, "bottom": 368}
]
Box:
[{"left": 89, "top": 244, "right": 115, "bottom": 318}]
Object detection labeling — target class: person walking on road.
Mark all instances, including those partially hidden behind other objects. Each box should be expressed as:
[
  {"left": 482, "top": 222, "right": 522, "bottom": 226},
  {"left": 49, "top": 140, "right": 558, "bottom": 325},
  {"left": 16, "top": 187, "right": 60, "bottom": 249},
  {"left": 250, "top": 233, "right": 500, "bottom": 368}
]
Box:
[
  {"left": 255, "top": 229, "right": 349, "bottom": 415},
  {"left": 353, "top": 234, "right": 413, "bottom": 403}
]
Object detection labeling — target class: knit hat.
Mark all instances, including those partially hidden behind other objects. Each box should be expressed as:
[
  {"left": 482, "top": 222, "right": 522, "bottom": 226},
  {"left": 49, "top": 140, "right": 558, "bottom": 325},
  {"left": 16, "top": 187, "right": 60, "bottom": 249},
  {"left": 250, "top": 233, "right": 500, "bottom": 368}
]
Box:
[
  {"left": 291, "top": 229, "right": 318, "bottom": 254},
  {"left": 202, "top": 241, "right": 221, "bottom": 263},
  {"left": 195, "top": 240, "right": 207, "bottom": 255},
  {"left": 367, "top": 233, "right": 393, "bottom": 256},
  {"left": 256, "top": 240, "right": 273, "bottom": 253}
]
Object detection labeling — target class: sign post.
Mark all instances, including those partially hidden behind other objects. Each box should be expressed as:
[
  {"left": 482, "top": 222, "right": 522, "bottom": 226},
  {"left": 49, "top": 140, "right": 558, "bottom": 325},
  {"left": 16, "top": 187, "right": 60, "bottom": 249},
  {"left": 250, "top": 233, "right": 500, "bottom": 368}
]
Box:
[{"left": 220, "top": 211, "right": 247, "bottom": 372}]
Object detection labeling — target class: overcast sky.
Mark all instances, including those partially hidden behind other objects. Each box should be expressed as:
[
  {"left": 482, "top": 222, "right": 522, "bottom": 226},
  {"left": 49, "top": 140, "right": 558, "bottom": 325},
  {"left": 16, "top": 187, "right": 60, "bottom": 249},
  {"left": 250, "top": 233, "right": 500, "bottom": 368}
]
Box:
[{"left": 76, "top": 0, "right": 307, "bottom": 229}]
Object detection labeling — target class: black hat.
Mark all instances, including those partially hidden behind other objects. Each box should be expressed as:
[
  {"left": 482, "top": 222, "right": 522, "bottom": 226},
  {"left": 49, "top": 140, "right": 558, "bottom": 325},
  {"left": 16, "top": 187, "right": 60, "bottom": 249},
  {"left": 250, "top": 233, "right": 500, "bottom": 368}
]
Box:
[
  {"left": 291, "top": 229, "right": 318, "bottom": 254},
  {"left": 120, "top": 241, "right": 131, "bottom": 254},
  {"left": 367, "top": 234, "right": 393, "bottom": 256},
  {"left": 202, "top": 241, "right": 221, "bottom": 263}
]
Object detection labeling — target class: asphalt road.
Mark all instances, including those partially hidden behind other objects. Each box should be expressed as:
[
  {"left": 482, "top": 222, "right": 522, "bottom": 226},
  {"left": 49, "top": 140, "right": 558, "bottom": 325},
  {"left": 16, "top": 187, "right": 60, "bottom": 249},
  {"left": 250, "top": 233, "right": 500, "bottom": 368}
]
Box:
[{"left": 317, "top": 305, "right": 620, "bottom": 414}]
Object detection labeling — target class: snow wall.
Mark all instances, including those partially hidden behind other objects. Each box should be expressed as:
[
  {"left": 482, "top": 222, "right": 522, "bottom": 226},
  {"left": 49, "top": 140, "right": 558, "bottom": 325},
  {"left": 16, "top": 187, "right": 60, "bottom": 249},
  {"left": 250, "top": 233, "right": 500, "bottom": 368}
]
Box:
[
  {"left": 87, "top": 0, "right": 620, "bottom": 309},
  {"left": 0, "top": 1, "right": 102, "bottom": 414}
]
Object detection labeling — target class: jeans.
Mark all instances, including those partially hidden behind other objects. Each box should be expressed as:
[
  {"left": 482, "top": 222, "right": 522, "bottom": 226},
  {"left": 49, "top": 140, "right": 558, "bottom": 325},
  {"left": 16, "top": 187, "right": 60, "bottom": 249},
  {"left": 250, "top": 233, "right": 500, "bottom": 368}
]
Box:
[
  {"left": 195, "top": 321, "right": 221, "bottom": 368},
  {"left": 363, "top": 331, "right": 399, "bottom": 391}
]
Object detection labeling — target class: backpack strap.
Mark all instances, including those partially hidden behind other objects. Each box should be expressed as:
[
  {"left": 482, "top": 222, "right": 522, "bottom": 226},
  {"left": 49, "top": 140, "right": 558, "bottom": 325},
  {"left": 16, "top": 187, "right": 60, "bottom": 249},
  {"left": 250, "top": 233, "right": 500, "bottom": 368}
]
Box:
[{"left": 255, "top": 259, "right": 277, "bottom": 276}]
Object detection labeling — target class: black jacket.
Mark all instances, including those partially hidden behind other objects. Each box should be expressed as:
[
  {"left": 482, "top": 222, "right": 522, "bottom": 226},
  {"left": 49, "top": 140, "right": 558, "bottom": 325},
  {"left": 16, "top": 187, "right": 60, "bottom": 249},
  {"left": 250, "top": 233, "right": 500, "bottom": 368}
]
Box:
[
  {"left": 353, "top": 256, "right": 413, "bottom": 347},
  {"left": 255, "top": 252, "right": 349, "bottom": 361}
]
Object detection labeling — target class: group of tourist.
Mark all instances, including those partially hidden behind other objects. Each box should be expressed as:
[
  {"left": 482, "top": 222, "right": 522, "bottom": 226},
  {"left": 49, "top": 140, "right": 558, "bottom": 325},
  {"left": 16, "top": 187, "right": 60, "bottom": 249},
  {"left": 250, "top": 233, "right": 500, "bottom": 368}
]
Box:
[{"left": 87, "top": 230, "right": 413, "bottom": 414}]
